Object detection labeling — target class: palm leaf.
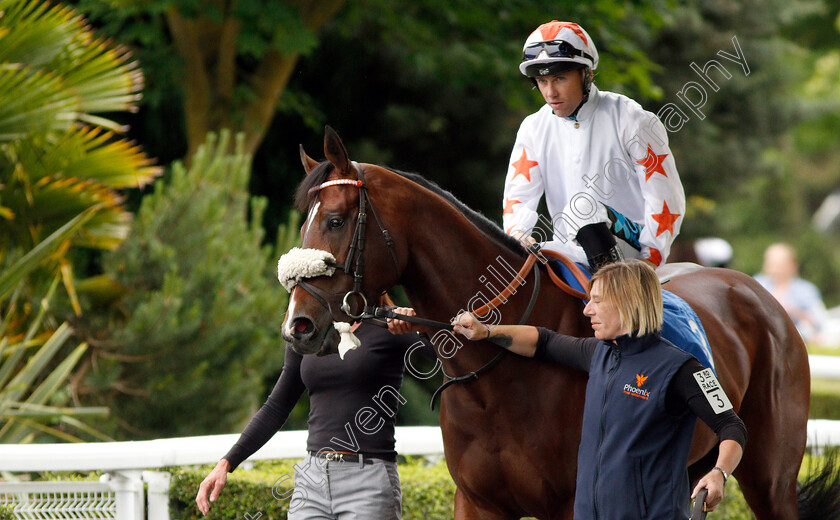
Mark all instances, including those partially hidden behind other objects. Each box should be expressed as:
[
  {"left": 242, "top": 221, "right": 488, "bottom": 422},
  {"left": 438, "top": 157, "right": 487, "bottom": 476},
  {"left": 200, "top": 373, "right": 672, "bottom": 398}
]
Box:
[
  {"left": 0, "top": 342, "right": 88, "bottom": 443},
  {"left": 0, "top": 0, "right": 78, "bottom": 68},
  {"left": 0, "top": 205, "right": 98, "bottom": 299},
  {"left": 56, "top": 37, "right": 144, "bottom": 118},
  {"left": 0, "top": 277, "right": 60, "bottom": 392},
  {"left": 26, "top": 177, "right": 130, "bottom": 249},
  {"left": 0, "top": 66, "right": 78, "bottom": 140},
  {"left": 0, "top": 322, "right": 72, "bottom": 408},
  {"left": 3, "top": 402, "right": 109, "bottom": 417},
  {"left": 58, "top": 415, "right": 115, "bottom": 442},
  {"left": 13, "top": 126, "right": 161, "bottom": 187},
  {"left": 0, "top": 417, "right": 85, "bottom": 443}
]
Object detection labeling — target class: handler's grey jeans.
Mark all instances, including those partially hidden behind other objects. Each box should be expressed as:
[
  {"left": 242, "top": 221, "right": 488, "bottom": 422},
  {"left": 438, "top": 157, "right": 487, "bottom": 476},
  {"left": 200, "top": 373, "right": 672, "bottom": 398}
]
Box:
[{"left": 289, "top": 453, "right": 402, "bottom": 519}]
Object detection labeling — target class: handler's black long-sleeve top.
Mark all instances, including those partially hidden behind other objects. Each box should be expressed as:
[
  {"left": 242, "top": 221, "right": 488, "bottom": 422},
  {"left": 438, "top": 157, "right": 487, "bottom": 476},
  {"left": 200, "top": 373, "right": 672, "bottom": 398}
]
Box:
[{"left": 224, "top": 323, "right": 435, "bottom": 470}]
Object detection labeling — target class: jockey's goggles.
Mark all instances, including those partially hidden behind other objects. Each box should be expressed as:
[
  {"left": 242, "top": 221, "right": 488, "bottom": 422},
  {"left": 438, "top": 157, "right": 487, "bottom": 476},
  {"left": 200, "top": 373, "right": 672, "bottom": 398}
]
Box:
[{"left": 522, "top": 40, "right": 594, "bottom": 64}]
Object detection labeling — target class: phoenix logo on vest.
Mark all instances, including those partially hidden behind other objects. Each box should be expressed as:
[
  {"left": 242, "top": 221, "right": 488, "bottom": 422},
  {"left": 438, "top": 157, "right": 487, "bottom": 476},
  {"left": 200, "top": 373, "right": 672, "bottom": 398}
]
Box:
[{"left": 623, "top": 373, "right": 650, "bottom": 400}]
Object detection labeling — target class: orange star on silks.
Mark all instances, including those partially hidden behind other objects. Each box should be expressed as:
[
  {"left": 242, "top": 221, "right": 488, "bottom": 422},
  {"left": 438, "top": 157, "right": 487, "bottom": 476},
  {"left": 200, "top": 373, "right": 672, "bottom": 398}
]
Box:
[
  {"left": 503, "top": 198, "right": 521, "bottom": 216},
  {"left": 652, "top": 202, "right": 680, "bottom": 237},
  {"left": 636, "top": 144, "right": 669, "bottom": 181},
  {"left": 539, "top": 21, "right": 588, "bottom": 44},
  {"left": 648, "top": 248, "right": 663, "bottom": 267},
  {"left": 511, "top": 149, "right": 539, "bottom": 182}
]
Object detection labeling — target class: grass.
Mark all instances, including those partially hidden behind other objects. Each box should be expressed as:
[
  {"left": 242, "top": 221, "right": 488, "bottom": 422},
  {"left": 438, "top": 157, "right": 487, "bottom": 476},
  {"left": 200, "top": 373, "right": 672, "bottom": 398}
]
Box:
[{"left": 808, "top": 344, "right": 840, "bottom": 356}]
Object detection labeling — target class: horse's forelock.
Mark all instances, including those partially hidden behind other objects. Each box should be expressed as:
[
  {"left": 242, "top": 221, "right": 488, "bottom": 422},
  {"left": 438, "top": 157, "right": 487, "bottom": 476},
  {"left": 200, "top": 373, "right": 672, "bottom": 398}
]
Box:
[{"left": 294, "top": 162, "right": 334, "bottom": 212}]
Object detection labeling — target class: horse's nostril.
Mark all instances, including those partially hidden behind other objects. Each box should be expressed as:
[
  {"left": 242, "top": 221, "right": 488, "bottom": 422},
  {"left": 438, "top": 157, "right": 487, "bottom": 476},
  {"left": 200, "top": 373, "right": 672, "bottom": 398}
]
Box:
[{"left": 292, "top": 318, "right": 314, "bottom": 336}]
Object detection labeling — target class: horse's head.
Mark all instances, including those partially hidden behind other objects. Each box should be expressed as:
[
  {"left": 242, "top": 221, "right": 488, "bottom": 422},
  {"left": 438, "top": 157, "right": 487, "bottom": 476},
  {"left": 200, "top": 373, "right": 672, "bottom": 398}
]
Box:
[{"left": 281, "top": 127, "right": 404, "bottom": 355}]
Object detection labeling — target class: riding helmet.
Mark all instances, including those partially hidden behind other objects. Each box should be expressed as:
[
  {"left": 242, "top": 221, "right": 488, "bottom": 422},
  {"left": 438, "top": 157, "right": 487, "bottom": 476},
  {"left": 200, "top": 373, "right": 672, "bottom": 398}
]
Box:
[{"left": 519, "top": 21, "right": 598, "bottom": 78}]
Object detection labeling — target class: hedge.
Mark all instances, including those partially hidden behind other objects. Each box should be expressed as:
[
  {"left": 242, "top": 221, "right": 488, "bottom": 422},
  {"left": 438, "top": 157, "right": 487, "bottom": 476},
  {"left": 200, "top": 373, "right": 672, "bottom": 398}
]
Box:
[
  {"left": 0, "top": 505, "right": 14, "bottom": 520},
  {"left": 4, "top": 453, "right": 830, "bottom": 519},
  {"left": 811, "top": 380, "right": 840, "bottom": 420},
  {"left": 170, "top": 458, "right": 757, "bottom": 520},
  {"left": 170, "top": 458, "right": 456, "bottom": 520}
]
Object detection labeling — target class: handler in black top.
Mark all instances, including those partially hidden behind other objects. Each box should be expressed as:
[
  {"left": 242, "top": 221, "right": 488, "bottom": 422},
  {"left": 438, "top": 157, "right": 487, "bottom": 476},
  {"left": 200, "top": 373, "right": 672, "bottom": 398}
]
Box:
[
  {"left": 196, "top": 305, "right": 434, "bottom": 519},
  {"left": 453, "top": 259, "right": 746, "bottom": 519}
]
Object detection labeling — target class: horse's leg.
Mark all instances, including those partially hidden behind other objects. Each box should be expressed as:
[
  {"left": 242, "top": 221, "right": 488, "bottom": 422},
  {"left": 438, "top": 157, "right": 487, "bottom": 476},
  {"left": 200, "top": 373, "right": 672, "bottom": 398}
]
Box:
[
  {"left": 730, "top": 357, "right": 808, "bottom": 518},
  {"left": 454, "top": 487, "right": 574, "bottom": 520},
  {"left": 731, "top": 412, "right": 802, "bottom": 518},
  {"left": 454, "top": 488, "right": 518, "bottom": 520}
]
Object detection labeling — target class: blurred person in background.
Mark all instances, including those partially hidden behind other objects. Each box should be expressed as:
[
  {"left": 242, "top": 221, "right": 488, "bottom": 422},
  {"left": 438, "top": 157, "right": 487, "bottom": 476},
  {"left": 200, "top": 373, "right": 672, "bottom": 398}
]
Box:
[{"left": 754, "top": 242, "right": 827, "bottom": 345}]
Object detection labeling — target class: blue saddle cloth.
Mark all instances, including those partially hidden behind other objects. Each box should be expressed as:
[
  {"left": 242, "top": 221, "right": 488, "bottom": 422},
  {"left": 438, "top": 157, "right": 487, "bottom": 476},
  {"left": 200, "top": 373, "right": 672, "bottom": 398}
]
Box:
[{"left": 550, "top": 260, "right": 716, "bottom": 374}]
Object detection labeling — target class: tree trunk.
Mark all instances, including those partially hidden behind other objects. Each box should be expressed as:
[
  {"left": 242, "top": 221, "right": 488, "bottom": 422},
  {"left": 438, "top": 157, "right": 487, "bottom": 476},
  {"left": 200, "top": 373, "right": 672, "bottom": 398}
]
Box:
[{"left": 167, "top": 0, "right": 346, "bottom": 159}]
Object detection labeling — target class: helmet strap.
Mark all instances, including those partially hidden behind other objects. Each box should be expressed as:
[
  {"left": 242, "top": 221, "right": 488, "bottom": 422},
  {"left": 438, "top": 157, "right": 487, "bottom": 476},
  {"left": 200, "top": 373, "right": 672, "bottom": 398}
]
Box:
[{"left": 583, "top": 68, "right": 592, "bottom": 94}]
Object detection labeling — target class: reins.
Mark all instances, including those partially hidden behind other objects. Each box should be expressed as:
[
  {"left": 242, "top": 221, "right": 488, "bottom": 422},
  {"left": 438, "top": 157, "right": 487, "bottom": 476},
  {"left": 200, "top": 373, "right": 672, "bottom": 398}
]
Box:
[{"left": 299, "top": 164, "right": 591, "bottom": 409}]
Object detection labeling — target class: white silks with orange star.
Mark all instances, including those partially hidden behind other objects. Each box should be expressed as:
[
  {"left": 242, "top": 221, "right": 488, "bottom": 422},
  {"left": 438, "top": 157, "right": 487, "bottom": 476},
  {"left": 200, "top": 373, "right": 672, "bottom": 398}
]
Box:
[{"left": 502, "top": 85, "right": 685, "bottom": 267}]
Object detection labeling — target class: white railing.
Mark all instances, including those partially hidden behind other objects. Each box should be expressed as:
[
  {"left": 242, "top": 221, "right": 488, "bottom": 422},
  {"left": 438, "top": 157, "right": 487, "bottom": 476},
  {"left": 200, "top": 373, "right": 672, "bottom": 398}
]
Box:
[
  {"left": 810, "top": 354, "right": 840, "bottom": 380},
  {"left": 0, "top": 427, "right": 444, "bottom": 520},
  {"left": 0, "top": 426, "right": 443, "bottom": 473},
  {"left": 0, "top": 481, "right": 121, "bottom": 520}
]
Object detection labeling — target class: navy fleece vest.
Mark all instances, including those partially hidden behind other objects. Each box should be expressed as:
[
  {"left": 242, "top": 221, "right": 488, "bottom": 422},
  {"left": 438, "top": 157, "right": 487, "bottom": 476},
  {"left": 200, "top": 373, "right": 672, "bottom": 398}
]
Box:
[{"left": 574, "top": 333, "right": 695, "bottom": 520}]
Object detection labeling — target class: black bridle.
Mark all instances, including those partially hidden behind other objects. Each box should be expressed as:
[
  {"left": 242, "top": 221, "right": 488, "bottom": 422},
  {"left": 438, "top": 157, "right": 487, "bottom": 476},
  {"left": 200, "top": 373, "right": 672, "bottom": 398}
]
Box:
[{"left": 298, "top": 162, "right": 400, "bottom": 321}]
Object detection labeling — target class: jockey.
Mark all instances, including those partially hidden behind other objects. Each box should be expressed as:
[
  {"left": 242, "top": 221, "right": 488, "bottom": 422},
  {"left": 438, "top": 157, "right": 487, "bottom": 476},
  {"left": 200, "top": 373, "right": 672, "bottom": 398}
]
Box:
[{"left": 504, "top": 20, "right": 685, "bottom": 271}]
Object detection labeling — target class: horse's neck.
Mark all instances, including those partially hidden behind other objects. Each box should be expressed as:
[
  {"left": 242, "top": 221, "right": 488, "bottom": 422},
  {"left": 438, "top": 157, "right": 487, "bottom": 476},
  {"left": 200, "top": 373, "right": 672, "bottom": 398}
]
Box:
[
  {"left": 403, "top": 220, "right": 519, "bottom": 320},
  {"left": 401, "top": 214, "right": 586, "bottom": 368}
]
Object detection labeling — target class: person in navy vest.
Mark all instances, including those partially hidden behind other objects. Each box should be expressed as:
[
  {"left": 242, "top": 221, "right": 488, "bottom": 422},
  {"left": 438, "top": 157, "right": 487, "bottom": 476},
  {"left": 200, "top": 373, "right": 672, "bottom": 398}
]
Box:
[{"left": 453, "top": 259, "right": 746, "bottom": 519}]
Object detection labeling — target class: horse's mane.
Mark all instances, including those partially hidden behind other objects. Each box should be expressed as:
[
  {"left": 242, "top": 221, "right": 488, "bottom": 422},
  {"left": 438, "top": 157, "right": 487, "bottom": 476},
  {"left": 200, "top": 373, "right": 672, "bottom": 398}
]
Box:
[{"left": 294, "top": 162, "right": 527, "bottom": 257}]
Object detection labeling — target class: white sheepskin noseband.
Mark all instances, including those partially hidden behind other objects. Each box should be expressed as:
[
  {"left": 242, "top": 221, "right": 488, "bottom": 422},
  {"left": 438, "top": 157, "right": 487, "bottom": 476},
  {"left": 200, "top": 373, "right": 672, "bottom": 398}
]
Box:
[
  {"left": 278, "top": 247, "right": 361, "bottom": 359},
  {"left": 276, "top": 247, "right": 337, "bottom": 292}
]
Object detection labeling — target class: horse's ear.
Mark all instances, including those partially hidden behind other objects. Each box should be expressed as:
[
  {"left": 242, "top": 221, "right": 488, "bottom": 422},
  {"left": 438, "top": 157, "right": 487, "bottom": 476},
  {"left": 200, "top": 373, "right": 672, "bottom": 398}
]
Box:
[
  {"left": 324, "top": 125, "right": 352, "bottom": 175},
  {"left": 299, "top": 144, "right": 319, "bottom": 174}
]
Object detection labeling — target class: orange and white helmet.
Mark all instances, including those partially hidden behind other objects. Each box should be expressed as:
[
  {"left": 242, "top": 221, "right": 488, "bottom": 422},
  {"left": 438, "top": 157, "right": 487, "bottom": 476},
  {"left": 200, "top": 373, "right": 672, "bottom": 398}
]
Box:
[{"left": 519, "top": 21, "right": 598, "bottom": 77}]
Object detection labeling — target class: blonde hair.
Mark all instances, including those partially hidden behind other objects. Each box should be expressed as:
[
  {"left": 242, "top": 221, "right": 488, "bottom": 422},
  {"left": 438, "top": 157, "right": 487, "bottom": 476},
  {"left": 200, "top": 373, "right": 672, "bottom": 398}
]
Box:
[{"left": 589, "top": 260, "right": 663, "bottom": 337}]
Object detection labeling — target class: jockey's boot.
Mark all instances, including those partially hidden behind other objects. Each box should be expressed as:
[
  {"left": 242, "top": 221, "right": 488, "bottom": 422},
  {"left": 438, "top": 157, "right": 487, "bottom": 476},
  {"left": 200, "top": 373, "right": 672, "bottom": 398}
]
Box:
[{"left": 576, "top": 222, "right": 623, "bottom": 272}]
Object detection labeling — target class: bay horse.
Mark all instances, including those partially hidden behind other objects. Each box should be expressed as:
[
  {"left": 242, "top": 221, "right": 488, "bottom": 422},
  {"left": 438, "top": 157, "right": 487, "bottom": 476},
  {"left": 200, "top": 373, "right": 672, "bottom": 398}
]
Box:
[{"left": 282, "top": 127, "right": 821, "bottom": 519}]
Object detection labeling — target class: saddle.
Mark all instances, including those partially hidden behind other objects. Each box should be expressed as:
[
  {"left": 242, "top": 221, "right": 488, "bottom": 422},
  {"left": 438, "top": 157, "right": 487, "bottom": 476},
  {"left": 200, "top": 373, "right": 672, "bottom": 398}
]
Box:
[{"left": 655, "top": 262, "right": 705, "bottom": 284}]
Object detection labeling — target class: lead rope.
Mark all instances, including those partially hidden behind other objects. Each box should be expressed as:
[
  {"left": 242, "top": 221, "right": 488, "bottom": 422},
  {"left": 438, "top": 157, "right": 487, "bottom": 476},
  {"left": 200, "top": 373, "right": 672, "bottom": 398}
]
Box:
[{"left": 427, "top": 261, "right": 541, "bottom": 410}]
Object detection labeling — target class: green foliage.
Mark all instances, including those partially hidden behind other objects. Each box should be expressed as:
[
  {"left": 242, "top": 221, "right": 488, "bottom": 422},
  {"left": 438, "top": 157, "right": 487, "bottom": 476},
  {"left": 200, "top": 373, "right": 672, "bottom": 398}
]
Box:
[
  {"left": 714, "top": 478, "right": 755, "bottom": 520},
  {"left": 0, "top": 504, "right": 14, "bottom": 520},
  {"left": 82, "top": 131, "right": 297, "bottom": 438},
  {"left": 396, "top": 457, "right": 457, "bottom": 518},
  {"left": 170, "top": 458, "right": 456, "bottom": 520},
  {"left": 0, "top": 0, "right": 160, "bottom": 256},
  {"left": 810, "top": 379, "right": 840, "bottom": 420},
  {"left": 171, "top": 461, "right": 294, "bottom": 520},
  {"left": 0, "top": 208, "right": 111, "bottom": 443}
]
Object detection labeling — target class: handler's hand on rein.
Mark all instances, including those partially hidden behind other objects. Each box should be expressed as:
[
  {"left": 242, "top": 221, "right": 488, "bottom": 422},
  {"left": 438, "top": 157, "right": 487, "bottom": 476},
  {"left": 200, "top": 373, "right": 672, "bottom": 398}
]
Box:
[
  {"left": 691, "top": 469, "right": 726, "bottom": 512},
  {"left": 196, "top": 459, "right": 230, "bottom": 516},
  {"left": 387, "top": 307, "right": 421, "bottom": 335},
  {"left": 452, "top": 312, "right": 489, "bottom": 340}
]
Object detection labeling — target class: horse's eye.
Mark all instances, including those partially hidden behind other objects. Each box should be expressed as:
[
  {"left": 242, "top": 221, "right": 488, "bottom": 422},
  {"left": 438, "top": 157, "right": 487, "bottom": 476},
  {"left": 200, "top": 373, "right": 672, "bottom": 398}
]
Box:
[{"left": 328, "top": 217, "right": 344, "bottom": 229}]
